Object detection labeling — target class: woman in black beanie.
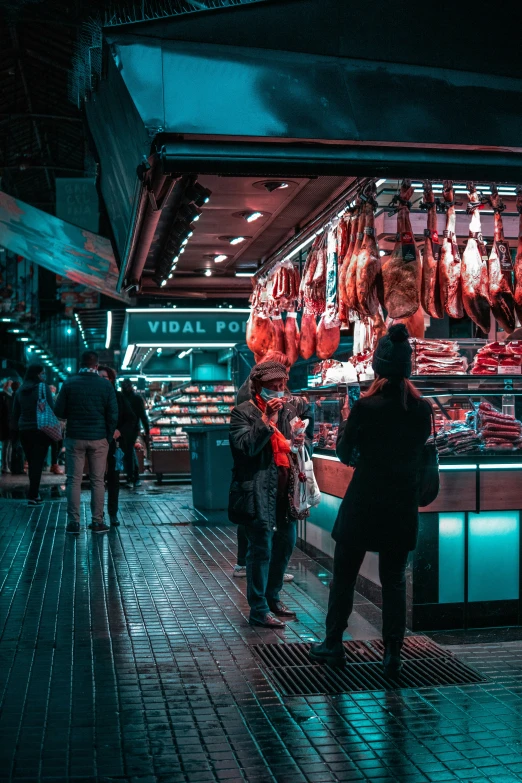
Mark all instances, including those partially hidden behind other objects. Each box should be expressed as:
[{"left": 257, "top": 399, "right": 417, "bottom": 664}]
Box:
[{"left": 310, "top": 324, "right": 432, "bottom": 677}]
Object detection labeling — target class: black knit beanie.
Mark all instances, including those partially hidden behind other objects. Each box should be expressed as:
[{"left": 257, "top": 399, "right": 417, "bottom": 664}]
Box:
[{"left": 372, "top": 324, "right": 412, "bottom": 379}]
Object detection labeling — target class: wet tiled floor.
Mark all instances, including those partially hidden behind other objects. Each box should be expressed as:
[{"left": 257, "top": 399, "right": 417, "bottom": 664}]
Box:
[{"left": 2, "top": 486, "right": 522, "bottom": 782}]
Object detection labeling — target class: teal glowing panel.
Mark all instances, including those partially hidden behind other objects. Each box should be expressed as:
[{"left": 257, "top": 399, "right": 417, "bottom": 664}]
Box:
[
  {"left": 439, "top": 513, "right": 465, "bottom": 604},
  {"left": 308, "top": 492, "right": 341, "bottom": 533},
  {"left": 468, "top": 511, "right": 520, "bottom": 603}
]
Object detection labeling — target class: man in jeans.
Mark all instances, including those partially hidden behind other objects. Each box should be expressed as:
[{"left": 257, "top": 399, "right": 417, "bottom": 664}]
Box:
[{"left": 55, "top": 351, "right": 118, "bottom": 534}]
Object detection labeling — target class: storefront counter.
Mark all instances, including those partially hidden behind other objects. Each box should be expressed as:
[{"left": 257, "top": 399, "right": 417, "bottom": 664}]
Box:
[{"left": 308, "top": 453, "right": 522, "bottom": 630}]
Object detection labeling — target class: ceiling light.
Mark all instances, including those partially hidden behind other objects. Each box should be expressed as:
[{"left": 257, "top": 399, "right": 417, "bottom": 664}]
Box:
[
  {"left": 105, "top": 311, "right": 112, "bottom": 350},
  {"left": 263, "top": 181, "right": 289, "bottom": 192},
  {"left": 204, "top": 269, "right": 212, "bottom": 277},
  {"left": 161, "top": 280, "right": 167, "bottom": 287},
  {"left": 185, "top": 182, "right": 211, "bottom": 206},
  {"left": 18, "top": 337, "right": 29, "bottom": 342},
  {"left": 1, "top": 318, "right": 12, "bottom": 322},
  {"left": 168, "top": 273, "right": 173, "bottom": 279},
  {"left": 122, "top": 344, "right": 135, "bottom": 370},
  {"left": 379, "top": 250, "right": 386, "bottom": 256},
  {"left": 8, "top": 328, "right": 22, "bottom": 333},
  {"left": 375, "top": 178, "right": 387, "bottom": 187},
  {"left": 235, "top": 271, "right": 255, "bottom": 277},
  {"left": 172, "top": 255, "right": 179, "bottom": 264},
  {"left": 229, "top": 236, "right": 245, "bottom": 245},
  {"left": 214, "top": 254, "right": 227, "bottom": 263},
  {"left": 244, "top": 211, "right": 263, "bottom": 223},
  {"left": 66, "top": 366, "right": 72, "bottom": 372}
]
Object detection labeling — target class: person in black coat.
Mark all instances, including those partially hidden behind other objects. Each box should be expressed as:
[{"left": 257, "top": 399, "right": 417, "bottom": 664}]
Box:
[
  {"left": 11, "top": 364, "right": 55, "bottom": 505},
  {"left": 310, "top": 324, "right": 432, "bottom": 677},
  {"left": 120, "top": 379, "right": 149, "bottom": 487},
  {"left": 229, "top": 360, "right": 306, "bottom": 629},
  {"left": 98, "top": 366, "right": 137, "bottom": 526}
]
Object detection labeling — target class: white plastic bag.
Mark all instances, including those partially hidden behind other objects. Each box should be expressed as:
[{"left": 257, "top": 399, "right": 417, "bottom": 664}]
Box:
[{"left": 296, "top": 446, "right": 321, "bottom": 512}]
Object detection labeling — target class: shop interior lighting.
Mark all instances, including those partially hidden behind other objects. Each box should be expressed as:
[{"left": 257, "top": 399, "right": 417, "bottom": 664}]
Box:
[
  {"left": 263, "top": 181, "right": 289, "bottom": 192},
  {"left": 214, "top": 254, "right": 227, "bottom": 263},
  {"left": 66, "top": 366, "right": 72, "bottom": 372},
  {"left": 1, "top": 317, "right": 13, "bottom": 322},
  {"left": 375, "top": 178, "right": 387, "bottom": 187},
  {"left": 235, "top": 271, "right": 255, "bottom": 277},
  {"left": 184, "top": 182, "right": 211, "bottom": 206},
  {"left": 244, "top": 212, "right": 263, "bottom": 223},
  {"left": 229, "top": 236, "right": 245, "bottom": 245},
  {"left": 105, "top": 311, "right": 112, "bottom": 350},
  {"left": 178, "top": 348, "right": 193, "bottom": 359},
  {"left": 121, "top": 344, "right": 135, "bottom": 370},
  {"left": 8, "top": 328, "right": 22, "bottom": 333},
  {"left": 204, "top": 269, "right": 212, "bottom": 276},
  {"left": 17, "top": 337, "right": 29, "bottom": 342},
  {"left": 156, "top": 348, "right": 162, "bottom": 355}
]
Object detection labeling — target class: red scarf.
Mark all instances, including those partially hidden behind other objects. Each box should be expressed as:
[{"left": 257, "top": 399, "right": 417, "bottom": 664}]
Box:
[{"left": 255, "top": 394, "right": 291, "bottom": 468}]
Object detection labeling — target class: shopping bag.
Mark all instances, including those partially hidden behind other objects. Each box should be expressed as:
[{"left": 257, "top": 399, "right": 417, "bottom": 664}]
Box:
[
  {"left": 115, "top": 447, "right": 125, "bottom": 472},
  {"left": 36, "top": 383, "right": 62, "bottom": 442},
  {"left": 296, "top": 446, "right": 321, "bottom": 512},
  {"left": 419, "top": 407, "right": 440, "bottom": 507}
]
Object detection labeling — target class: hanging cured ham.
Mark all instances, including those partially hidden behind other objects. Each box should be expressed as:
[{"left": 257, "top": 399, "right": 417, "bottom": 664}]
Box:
[
  {"left": 337, "top": 215, "right": 350, "bottom": 324},
  {"left": 299, "top": 312, "right": 317, "bottom": 359},
  {"left": 513, "top": 188, "right": 522, "bottom": 321},
  {"left": 356, "top": 186, "right": 381, "bottom": 317},
  {"left": 381, "top": 179, "right": 421, "bottom": 318},
  {"left": 345, "top": 199, "right": 366, "bottom": 311},
  {"left": 246, "top": 312, "right": 274, "bottom": 358},
  {"left": 339, "top": 207, "right": 357, "bottom": 308},
  {"left": 316, "top": 314, "right": 341, "bottom": 359},
  {"left": 421, "top": 181, "right": 443, "bottom": 318},
  {"left": 315, "top": 226, "right": 341, "bottom": 359},
  {"left": 388, "top": 306, "right": 425, "bottom": 339},
  {"left": 488, "top": 186, "right": 516, "bottom": 333},
  {"left": 271, "top": 314, "right": 285, "bottom": 352},
  {"left": 439, "top": 181, "right": 464, "bottom": 319},
  {"left": 284, "top": 312, "right": 300, "bottom": 365},
  {"left": 461, "top": 184, "right": 490, "bottom": 334}
]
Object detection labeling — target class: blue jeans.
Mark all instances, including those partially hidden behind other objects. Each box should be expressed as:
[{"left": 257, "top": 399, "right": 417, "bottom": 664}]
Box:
[{"left": 244, "top": 521, "right": 297, "bottom": 621}]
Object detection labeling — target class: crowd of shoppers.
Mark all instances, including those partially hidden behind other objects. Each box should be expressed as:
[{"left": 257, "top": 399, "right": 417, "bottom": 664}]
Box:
[{"left": 228, "top": 324, "right": 432, "bottom": 676}]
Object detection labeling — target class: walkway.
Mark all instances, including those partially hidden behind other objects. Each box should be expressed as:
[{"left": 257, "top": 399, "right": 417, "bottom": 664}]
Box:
[{"left": 1, "top": 487, "right": 522, "bottom": 782}]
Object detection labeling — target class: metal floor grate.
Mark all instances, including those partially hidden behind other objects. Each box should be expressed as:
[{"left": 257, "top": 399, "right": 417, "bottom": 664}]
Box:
[{"left": 252, "top": 636, "right": 486, "bottom": 695}]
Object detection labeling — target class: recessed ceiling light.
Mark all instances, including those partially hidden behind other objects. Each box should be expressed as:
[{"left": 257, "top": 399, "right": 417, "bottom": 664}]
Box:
[
  {"left": 235, "top": 271, "right": 255, "bottom": 277},
  {"left": 263, "top": 181, "right": 289, "bottom": 192},
  {"left": 229, "top": 236, "right": 245, "bottom": 245},
  {"left": 214, "top": 254, "right": 228, "bottom": 263},
  {"left": 244, "top": 211, "right": 263, "bottom": 222},
  {"left": 204, "top": 269, "right": 212, "bottom": 277},
  {"left": 161, "top": 280, "right": 167, "bottom": 287},
  {"left": 8, "top": 328, "right": 22, "bottom": 333}
]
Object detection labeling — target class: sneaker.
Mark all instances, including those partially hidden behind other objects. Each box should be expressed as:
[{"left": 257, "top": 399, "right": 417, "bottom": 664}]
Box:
[
  {"left": 28, "top": 497, "right": 43, "bottom": 507},
  {"left": 91, "top": 522, "right": 110, "bottom": 534},
  {"left": 109, "top": 515, "right": 120, "bottom": 527},
  {"left": 283, "top": 573, "right": 294, "bottom": 583},
  {"left": 66, "top": 521, "right": 80, "bottom": 534},
  {"left": 233, "top": 565, "right": 247, "bottom": 578}
]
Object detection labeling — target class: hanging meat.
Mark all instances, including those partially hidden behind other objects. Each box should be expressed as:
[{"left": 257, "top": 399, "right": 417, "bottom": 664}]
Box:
[
  {"left": 246, "top": 312, "right": 274, "bottom": 359},
  {"left": 421, "top": 181, "right": 443, "bottom": 318},
  {"left": 345, "top": 198, "right": 366, "bottom": 311},
  {"left": 269, "top": 262, "right": 300, "bottom": 312},
  {"left": 284, "top": 312, "right": 300, "bottom": 365},
  {"left": 338, "top": 207, "right": 357, "bottom": 308},
  {"left": 316, "top": 314, "right": 341, "bottom": 359},
  {"left": 337, "top": 215, "right": 350, "bottom": 324},
  {"left": 356, "top": 185, "right": 380, "bottom": 317},
  {"left": 461, "top": 183, "right": 490, "bottom": 334},
  {"left": 513, "top": 187, "right": 522, "bottom": 321},
  {"left": 388, "top": 307, "right": 425, "bottom": 339},
  {"left": 488, "top": 186, "right": 516, "bottom": 333},
  {"left": 271, "top": 314, "right": 286, "bottom": 352},
  {"left": 439, "top": 181, "right": 464, "bottom": 319},
  {"left": 381, "top": 179, "right": 421, "bottom": 318},
  {"left": 299, "top": 235, "right": 326, "bottom": 316},
  {"left": 299, "top": 312, "right": 317, "bottom": 359}
]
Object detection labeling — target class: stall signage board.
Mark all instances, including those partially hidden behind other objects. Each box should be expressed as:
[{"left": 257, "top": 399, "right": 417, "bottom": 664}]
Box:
[{"left": 126, "top": 309, "right": 250, "bottom": 346}]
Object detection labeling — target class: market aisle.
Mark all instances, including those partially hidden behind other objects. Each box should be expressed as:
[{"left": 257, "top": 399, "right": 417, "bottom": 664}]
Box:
[{"left": 1, "top": 491, "right": 522, "bottom": 782}]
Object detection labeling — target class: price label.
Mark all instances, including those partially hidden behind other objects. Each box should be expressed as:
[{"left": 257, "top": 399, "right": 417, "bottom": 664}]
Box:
[{"left": 498, "top": 365, "right": 521, "bottom": 375}]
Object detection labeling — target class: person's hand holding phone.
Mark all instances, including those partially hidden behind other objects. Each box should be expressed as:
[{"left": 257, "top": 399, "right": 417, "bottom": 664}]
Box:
[{"left": 262, "top": 397, "right": 284, "bottom": 427}]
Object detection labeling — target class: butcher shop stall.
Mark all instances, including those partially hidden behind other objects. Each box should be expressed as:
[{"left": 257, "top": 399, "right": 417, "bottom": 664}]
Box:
[{"left": 79, "top": 0, "right": 522, "bottom": 631}]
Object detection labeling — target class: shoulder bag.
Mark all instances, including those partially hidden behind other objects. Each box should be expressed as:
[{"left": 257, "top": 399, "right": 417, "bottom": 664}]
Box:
[
  {"left": 419, "top": 406, "right": 440, "bottom": 508},
  {"left": 37, "top": 383, "right": 62, "bottom": 442}
]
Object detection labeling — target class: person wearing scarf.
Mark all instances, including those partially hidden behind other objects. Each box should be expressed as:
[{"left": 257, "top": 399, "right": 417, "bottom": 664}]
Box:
[{"left": 228, "top": 360, "right": 305, "bottom": 628}]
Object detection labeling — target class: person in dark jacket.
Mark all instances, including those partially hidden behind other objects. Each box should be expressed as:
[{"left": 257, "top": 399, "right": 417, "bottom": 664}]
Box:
[
  {"left": 233, "top": 350, "right": 313, "bottom": 583},
  {"left": 98, "top": 366, "right": 137, "bottom": 526},
  {"left": 229, "top": 360, "right": 305, "bottom": 629},
  {"left": 54, "top": 351, "right": 118, "bottom": 534},
  {"left": 11, "top": 365, "right": 55, "bottom": 505},
  {"left": 120, "top": 379, "right": 150, "bottom": 488},
  {"left": 0, "top": 381, "right": 13, "bottom": 474},
  {"left": 310, "top": 324, "right": 432, "bottom": 677}
]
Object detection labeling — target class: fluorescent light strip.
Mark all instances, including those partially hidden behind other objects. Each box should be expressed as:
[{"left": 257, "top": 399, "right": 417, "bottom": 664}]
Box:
[
  {"left": 121, "top": 344, "right": 135, "bottom": 370},
  {"left": 479, "top": 463, "right": 522, "bottom": 470},
  {"left": 105, "top": 311, "right": 112, "bottom": 350},
  {"left": 312, "top": 453, "right": 339, "bottom": 461},
  {"left": 235, "top": 272, "right": 255, "bottom": 277},
  {"left": 135, "top": 342, "right": 238, "bottom": 348},
  {"left": 127, "top": 308, "right": 250, "bottom": 313},
  {"left": 439, "top": 465, "right": 476, "bottom": 471},
  {"left": 127, "top": 376, "right": 191, "bottom": 382}
]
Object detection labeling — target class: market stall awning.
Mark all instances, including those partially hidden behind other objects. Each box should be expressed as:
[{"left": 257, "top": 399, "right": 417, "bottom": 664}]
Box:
[{"left": 0, "top": 191, "right": 127, "bottom": 302}]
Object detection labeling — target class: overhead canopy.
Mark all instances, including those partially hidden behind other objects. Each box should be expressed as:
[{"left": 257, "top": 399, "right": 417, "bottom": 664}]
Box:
[{"left": 0, "top": 191, "right": 127, "bottom": 302}]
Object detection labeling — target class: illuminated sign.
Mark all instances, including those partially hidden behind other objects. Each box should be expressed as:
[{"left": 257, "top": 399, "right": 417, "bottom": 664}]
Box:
[{"left": 124, "top": 308, "right": 250, "bottom": 347}]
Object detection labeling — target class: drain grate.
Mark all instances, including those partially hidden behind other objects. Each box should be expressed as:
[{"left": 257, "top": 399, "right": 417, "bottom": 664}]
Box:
[{"left": 252, "top": 636, "right": 486, "bottom": 695}]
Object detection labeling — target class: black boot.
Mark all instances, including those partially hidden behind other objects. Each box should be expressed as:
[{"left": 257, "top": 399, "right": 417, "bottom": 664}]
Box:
[
  {"left": 383, "top": 639, "right": 403, "bottom": 679},
  {"left": 309, "top": 640, "right": 345, "bottom": 667}
]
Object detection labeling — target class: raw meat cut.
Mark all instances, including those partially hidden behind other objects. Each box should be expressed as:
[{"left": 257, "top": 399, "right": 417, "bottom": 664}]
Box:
[
  {"left": 381, "top": 180, "right": 421, "bottom": 318},
  {"left": 300, "top": 235, "right": 326, "bottom": 316},
  {"left": 337, "top": 216, "right": 350, "bottom": 323},
  {"left": 324, "top": 226, "right": 340, "bottom": 324},
  {"left": 514, "top": 187, "right": 522, "bottom": 320},
  {"left": 284, "top": 312, "right": 300, "bottom": 365},
  {"left": 339, "top": 208, "right": 357, "bottom": 308},
  {"left": 421, "top": 181, "right": 444, "bottom": 318},
  {"left": 316, "top": 314, "right": 341, "bottom": 359},
  {"left": 246, "top": 312, "right": 274, "bottom": 358},
  {"left": 488, "top": 187, "right": 515, "bottom": 333},
  {"left": 270, "top": 262, "right": 300, "bottom": 312},
  {"left": 410, "top": 338, "right": 467, "bottom": 375},
  {"left": 461, "top": 183, "right": 490, "bottom": 333},
  {"left": 389, "top": 307, "right": 425, "bottom": 339},
  {"left": 271, "top": 315, "right": 285, "bottom": 353},
  {"left": 439, "top": 181, "right": 464, "bottom": 319},
  {"left": 299, "top": 312, "right": 317, "bottom": 359},
  {"left": 356, "top": 186, "right": 381, "bottom": 316},
  {"left": 345, "top": 199, "right": 366, "bottom": 311}
]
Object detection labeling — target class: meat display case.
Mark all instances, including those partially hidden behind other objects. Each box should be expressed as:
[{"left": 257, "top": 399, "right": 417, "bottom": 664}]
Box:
[
  {"left": 302, "top": 378, "right": 522, "bottom": 631},
  {"left": 149, "top": 381, "right": 236, "bottom": 483}
]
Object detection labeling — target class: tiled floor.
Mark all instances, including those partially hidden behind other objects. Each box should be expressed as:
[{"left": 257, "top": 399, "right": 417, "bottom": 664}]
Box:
[{"left": 2, "top": 485, "right": 522, "bottom": 782}]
